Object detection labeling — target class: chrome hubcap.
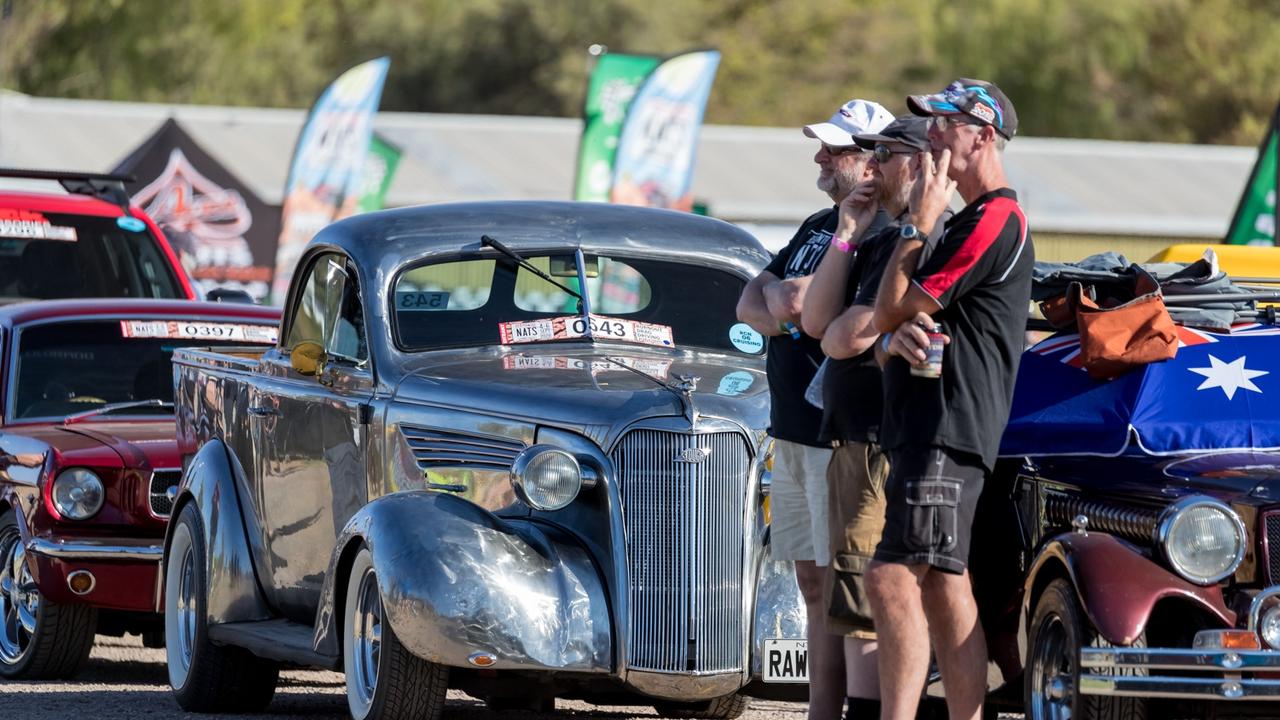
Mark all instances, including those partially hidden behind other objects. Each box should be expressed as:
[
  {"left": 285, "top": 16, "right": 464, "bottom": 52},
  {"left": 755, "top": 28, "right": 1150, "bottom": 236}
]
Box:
[
  {"left": 0, "top": 529, "right": 38, "bottom": 665},
  {"left": 351, "top": 568, "right": 382, "bottom": 707},
  {"left": 1030, "top": 615, "right": 1073, "bottom": 720},
  {"left": 175, "top": 543, "right": 196, "bottom": 674}
]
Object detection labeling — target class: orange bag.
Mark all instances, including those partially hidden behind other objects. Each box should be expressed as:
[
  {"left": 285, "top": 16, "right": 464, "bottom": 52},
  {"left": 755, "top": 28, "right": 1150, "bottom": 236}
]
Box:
[{"left": 1068, "top": 271, "right": 1177, "bottom": 380}]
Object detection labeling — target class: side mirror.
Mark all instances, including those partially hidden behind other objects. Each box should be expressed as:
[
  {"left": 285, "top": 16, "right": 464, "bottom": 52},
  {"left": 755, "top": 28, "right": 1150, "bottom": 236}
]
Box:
[
  {"left": 206, "top": 288, "right": 256, "bottom": 304},
  {"left": 290, "top": 341, "right": 326, "bottom": 376}
]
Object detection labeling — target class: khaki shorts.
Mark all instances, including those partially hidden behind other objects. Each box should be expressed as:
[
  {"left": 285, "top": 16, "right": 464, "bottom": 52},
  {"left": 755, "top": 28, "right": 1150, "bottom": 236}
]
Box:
[
  {"left": 824, "top": 441, "right": 889, "bottom": 639},
  {"left": 769, "top": 439, "right": 834, "bottom": 566}
]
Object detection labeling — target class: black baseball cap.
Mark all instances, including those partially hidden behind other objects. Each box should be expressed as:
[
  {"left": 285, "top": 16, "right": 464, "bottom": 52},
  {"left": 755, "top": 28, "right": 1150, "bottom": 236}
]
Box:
[
  {"left": 907, "top": 78, "right": 1018, "bottom": 139},
  {"left": 853, "top": 115, "right": 931, "bottom": 152}
]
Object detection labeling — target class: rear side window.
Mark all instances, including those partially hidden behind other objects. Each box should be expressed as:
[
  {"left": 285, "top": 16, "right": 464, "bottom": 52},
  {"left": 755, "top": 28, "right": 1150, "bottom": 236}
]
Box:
[{"left": 0, "top": 211, "right": 182, "bottom": 302}]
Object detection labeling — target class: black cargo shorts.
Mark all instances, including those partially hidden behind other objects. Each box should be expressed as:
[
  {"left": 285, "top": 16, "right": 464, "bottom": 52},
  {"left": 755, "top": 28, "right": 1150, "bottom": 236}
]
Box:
[{"left": 873, "top": 446, "right": 985, "bottom": 574}]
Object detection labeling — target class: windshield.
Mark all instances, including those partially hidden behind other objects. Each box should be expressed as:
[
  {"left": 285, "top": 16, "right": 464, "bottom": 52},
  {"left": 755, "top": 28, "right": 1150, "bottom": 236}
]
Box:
[
  {"left": 0, "top": 210, "right": 183, "bottom": 302},
  {"left": 393, "top": 253, "right": 757, "bottom": 355},
  {"left": 11, "top": 318, "right": 277, "bottom": 421}
]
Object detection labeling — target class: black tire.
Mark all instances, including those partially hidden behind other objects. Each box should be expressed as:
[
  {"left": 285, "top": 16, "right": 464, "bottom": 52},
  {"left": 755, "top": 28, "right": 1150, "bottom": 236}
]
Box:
[
  {"left": 344, "top": 547, "right": 448, "bottom": 720},
  {"left": 0, "top": 511, "right": 96, "bottom": 679},
  {"left": 1025, "top": 578, "right": 1146, "bottom": 720},
  {"left": 653, "top": 692, "right": 750, "bottom": 719},
  {"left": 165, "top": 503, "right": 279, "bottom": 712}
]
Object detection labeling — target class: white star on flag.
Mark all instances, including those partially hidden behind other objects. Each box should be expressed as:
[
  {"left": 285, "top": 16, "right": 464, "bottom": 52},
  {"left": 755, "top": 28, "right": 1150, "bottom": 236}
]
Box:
[{"left": 1188, "top": 354, "right": 1268, "bottom": 400}]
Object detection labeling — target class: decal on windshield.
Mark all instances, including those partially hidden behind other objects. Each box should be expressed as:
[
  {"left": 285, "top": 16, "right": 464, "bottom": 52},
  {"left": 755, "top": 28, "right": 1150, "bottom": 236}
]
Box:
[
  {"left": 395, "top": 290, "right": 451, "bottom": 311},
  {"left": 728, "top": 323, "right": 765, "bottom": 354},
  {"left": 0, "top": 209, "right": 77, "bottom": 242},
  {"left": 502, "top": 354, "right": 673, "bottom": 378},
  {"left": 499, "top": 314, "right": 674, "bottom": 348},
  {"left": 116, "top": 216, "right": 147, "bottom": 233},
  {"left": 121, "top": 320, "right": 279, "bottom": 344}
]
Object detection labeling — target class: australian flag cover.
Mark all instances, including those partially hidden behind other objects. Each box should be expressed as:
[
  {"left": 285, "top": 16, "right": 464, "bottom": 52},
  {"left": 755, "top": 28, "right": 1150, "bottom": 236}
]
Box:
[{"left": 1000, "top": 323, "right": 1280, "bottom": 456}]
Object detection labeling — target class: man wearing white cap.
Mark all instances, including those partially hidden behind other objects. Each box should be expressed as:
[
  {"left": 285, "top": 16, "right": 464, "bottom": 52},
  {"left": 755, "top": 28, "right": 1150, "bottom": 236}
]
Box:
[{"left": 737, "top": 98, "right": 893, "bottom": 720}]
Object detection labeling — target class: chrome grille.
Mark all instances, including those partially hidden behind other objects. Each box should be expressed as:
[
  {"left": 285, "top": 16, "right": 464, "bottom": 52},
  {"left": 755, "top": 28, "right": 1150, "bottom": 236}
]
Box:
[
  {"left": 1043, "top": 492, "right": 1160, "bottom": 544},
  {"left": 611, "top": 429, "right": 750, "bottom": 674},
  {"left": 149, "top": 469, "right": 181, "bottom": 517},
  {"left": 1265, "top": 511, "right": 1280, "bottom": 584},
  {"left": 400, "top": 425, "right": 525, "bottom": 472}
]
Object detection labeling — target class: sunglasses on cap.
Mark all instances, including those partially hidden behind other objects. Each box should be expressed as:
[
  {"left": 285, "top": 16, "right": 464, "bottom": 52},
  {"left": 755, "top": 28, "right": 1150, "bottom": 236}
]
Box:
[
  {"left": 821, "top": 143, "right": 865, "bottom": 157},
  {"left": 872, "top": 143, "right": 916, "bottom": 163}
]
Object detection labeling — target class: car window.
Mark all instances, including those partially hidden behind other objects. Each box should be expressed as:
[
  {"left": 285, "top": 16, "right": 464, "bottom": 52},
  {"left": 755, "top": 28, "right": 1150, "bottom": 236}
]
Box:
[
  {"left": 0, "top": 211, "right": 183, "bottom": 302},
  {"left": 11, "top": 318, "right": 275, "bottom": 420},
  {"left": 286, "top": 253, "right": 367, "bottom": 362},
  {"left": 392, "top": 253, "right": 754, "bottom": 355}
]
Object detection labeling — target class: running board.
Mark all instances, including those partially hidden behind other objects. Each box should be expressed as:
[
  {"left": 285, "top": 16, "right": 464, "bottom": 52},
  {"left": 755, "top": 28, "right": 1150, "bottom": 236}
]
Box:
[{"left": 207, "top": 618, "right": 340, "bottom": 670}]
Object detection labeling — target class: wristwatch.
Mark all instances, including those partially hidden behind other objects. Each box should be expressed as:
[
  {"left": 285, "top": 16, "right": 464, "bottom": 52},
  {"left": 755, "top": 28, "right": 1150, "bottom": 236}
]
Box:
[
  {"left": 830, "top": 234, "right": 857, "bottom": 254},
  {"left": 899, "top": 224, "right": 920, "bottom": 240}
]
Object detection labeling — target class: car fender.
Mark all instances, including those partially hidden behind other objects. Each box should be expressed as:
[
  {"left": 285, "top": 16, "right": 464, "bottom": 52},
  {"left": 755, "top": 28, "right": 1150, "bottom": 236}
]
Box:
[
  {"left": 1025, "top": 531, "right": 1235, "bottom": 647},
  {"left": 164, "top": 438, "right": 270, "bottom": 624},
  {"left": 312, "top": 491, "right": 611, "bottom": 673},
  {"left": 749, "top": 538, "right": 806, "bottom": 681}
]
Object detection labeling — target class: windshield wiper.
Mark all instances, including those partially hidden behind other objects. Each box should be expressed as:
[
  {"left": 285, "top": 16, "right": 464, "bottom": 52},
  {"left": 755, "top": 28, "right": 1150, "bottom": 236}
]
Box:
[
  {"left": 63, "top": 399, "right": 174, "bottom": 424},
  {"left": 482, "top": 234, "right": 595, "bottom": 340}
]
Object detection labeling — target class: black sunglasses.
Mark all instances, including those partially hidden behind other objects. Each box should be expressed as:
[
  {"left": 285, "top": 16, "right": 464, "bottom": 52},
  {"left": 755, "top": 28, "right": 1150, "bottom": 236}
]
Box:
[
  {"left": 873, "top": 143, "right": 917, "bottom": 163},
  {"left": 821, "top": 143, "right": 864, "bottom": 157}
]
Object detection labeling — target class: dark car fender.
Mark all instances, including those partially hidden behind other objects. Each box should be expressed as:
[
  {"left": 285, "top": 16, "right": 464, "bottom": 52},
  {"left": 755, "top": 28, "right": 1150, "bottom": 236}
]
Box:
[
  {"left": 311, "top": 491, "right": 612, "bottom": 673},
  {"left": 163, "top": 438, "right": 271, "bottom": 624},
  {"left": 1024, "top": 531, "right": 1235, "bottom": 647}
]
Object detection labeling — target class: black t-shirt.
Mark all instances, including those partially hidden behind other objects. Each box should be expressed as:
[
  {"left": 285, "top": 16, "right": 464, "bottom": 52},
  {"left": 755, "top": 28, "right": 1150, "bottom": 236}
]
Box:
[
  {"left": 819, "top": 212, "right": 945, "bottom": 443},
  {"left": 764, "top": 207, "right": 886, "bottom": 446},
  {"left": 880, "top": 188, "right": 1034, "bottom": 470}
]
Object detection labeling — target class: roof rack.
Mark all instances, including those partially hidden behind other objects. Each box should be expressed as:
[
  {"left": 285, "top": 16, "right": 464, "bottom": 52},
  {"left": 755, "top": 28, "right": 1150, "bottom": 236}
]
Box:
[{"left": 0, "top": 168, "right": 137, "bottom": 210}]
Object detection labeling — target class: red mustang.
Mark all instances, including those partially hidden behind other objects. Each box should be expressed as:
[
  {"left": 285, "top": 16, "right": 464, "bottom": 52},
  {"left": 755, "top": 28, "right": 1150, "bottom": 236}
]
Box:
[{"left": 0, "top": 299, "right": 278, "bottom": 678}]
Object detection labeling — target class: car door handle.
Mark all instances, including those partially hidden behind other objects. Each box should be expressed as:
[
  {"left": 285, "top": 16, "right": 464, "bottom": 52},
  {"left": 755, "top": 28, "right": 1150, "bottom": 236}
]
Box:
[{"left": 247, "top": 406, "right": 279, "bottom": 417}]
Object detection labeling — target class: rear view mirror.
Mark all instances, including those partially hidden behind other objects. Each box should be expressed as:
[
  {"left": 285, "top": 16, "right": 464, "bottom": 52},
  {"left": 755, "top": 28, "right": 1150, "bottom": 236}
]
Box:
[
  {"left": 550, "top": 255, "right": 598, "bottom": 278},
  {"left": 290, "top": 341, "right": 326, "bottom": 376},
  {"left": 206, "top": 288, "right": 256, "bottom": 304}
]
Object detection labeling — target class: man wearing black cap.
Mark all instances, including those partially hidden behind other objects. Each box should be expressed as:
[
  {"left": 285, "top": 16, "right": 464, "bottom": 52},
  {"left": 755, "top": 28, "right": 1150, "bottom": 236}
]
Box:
[
  {"left": 801, "top": 114, "right": 950, "bottom": 720},
  {"left": 866, "top": 79, "right": 1034, "bottom": 720}
]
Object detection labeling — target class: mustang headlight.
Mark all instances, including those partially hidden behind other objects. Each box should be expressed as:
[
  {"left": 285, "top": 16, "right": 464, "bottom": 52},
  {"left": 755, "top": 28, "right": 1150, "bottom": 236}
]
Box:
[
  {"left": 510, "top": 446, "right": 582, "bottom": 511},
  {"left": 1156, "top": 496, "right": 1246, "bottom": 585},
  {"left": 51, "top": 468, "right": 105, "bottom": 520}
]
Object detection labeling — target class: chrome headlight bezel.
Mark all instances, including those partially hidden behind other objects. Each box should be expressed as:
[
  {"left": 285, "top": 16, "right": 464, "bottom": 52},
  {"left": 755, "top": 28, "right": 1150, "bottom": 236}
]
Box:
[
  {"left": 1155, "top": 495, "right": 1246, "bottom": 586},
  {"left": 51, "top": 468, "right": 105, "bottom": 520},
  {"left": 510, "top": 445, "right": 583, "bottom": 511}
]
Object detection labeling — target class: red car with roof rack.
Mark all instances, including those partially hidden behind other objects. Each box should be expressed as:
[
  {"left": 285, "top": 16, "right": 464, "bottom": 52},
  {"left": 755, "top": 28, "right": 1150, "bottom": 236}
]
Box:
[
  {"left": 0, "top": 298, "right": 278, "bottom": 679},
  {"left": 0, "top": 168, "right": 201, "bottom": 303}
]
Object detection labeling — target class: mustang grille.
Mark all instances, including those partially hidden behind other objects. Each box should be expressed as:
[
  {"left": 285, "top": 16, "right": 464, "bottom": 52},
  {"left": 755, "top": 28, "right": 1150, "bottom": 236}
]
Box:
[
  {"left": 1265, "top": 511, "right": 1280, "bottom": 584},
  {"left": 400, "top": 425, "right": 525, "bottom": 472},
  {"left": 611, "top": 429, "right": 750, "bottom": 674},
  {"left": 149, "top": 469, "right": 181, "bottom": 517}
]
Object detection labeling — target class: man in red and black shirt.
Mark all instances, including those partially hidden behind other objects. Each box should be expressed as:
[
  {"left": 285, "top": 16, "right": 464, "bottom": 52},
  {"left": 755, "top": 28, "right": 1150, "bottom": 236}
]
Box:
[{"left": 866, "top": 79, "right": 1033, "bottom": 720}]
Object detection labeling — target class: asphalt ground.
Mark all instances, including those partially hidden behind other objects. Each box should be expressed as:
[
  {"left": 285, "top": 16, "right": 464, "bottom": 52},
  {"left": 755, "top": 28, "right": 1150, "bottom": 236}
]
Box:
[{"left": 2, "top": 635, "right": 818, "bottom": 720}]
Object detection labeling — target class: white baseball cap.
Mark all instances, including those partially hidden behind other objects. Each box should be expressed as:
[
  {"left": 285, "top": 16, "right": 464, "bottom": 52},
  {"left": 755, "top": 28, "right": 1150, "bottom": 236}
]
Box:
[{"left": 803, "top": 99, "right": 894, "bottom": 147}]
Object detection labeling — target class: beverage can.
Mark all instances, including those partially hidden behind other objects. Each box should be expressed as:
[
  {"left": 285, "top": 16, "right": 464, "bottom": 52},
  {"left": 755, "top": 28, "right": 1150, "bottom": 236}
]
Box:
[{"left": 910, "top": 331, "right": 945, "bottom": 378}]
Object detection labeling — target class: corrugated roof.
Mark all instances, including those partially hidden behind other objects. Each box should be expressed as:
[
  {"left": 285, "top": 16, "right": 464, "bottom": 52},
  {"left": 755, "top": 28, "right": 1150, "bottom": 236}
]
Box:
[{"left": 0, "top": 90, "right": 1257, "bottom": 243}]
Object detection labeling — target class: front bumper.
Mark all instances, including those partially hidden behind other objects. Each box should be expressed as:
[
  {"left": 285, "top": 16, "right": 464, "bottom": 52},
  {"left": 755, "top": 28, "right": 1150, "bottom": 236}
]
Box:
[
  {"left": 1081, "top": 647, "right": 1280, "bottom": 700},
  {"left": 25, "top": 537, "right": 163, "bottom": 612}
]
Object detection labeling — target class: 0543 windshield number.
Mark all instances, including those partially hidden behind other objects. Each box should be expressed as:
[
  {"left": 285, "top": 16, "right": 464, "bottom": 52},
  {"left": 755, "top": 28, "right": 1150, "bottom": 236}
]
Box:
[{"left": 571, "top": 317, "right": 626, "bottom": 336}]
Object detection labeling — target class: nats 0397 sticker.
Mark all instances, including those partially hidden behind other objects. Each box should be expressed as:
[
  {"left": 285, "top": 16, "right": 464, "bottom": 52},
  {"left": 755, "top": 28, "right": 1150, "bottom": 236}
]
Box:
[
  {"left": 121, "top": 320, "right": 279, "bottom": 344},
  {"left": 499, "top": 314, "right": 674, "bottom": 348},
  {"left": 0, "top": 210, "right": 77, "bottom": 241}
]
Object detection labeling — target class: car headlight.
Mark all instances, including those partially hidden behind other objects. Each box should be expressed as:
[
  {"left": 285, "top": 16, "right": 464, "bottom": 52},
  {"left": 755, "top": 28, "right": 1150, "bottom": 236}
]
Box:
[
  {"left": 51, "top": 468, "right": 105, "bottom": 520},
  {"left": 510, "top": 446, "right": 582, "bottom": 511},
  {"left": 1156, "top": 496, "right": 1246, "bottom": 585}
]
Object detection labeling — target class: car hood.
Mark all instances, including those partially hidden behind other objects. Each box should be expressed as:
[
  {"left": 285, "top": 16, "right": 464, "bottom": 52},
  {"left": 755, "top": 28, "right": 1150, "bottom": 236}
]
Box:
[
  {"left": 5, "top": 419, "right": 179, "bottom": 470},
  {"left": 1031, "top": 450, "right": 1280, "bottom": 507},
  {"left": 394, "top": 345, "right": 769, "bottom": 439}
]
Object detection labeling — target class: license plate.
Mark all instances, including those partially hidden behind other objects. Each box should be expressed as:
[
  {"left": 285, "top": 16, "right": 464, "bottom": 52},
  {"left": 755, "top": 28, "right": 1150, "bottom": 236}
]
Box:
[{"left": 763, "top": 638, "right": 808, "bottom": 683}]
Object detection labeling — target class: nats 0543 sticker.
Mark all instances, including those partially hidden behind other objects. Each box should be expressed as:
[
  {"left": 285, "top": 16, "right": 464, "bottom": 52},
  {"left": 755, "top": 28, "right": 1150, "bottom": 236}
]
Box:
[
  {"left": 499, "top": 314, "right": 674, "bottom": 348},
  {"left": 121, "top": 320, "right": 279, "bottom": 344}
]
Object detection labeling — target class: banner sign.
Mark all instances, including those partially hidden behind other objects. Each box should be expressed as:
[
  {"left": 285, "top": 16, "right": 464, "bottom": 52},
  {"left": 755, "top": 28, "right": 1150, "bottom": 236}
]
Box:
[
  {"left": 611, "top": 50, "right": 720, "bottom": 211},
  {"left": 273, "top": 56, "right": 391, "bottom": 301},
  {"left": 116, "top": 118, "right": 279, "bottom": 302},
  {"left": 573, "top": 52, "right": 661, "bottom": 202},
  {"left": 356, "top": 133, "right": 402, "bottom": 214},
  {"left": 1225, "top": 101, "right": 1279, "bottom": 246}
]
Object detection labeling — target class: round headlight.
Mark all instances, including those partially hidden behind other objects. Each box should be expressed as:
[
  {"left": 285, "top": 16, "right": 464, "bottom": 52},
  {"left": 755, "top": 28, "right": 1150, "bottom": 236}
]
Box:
[
  {"left": 1156, "top": 497, "right": 1246, "bottom": 585},
  {"left": 51, "top": 468, "right": 104, "bottom": 520},
  {"left": 510, "top": 446, "right": 582, "bottom": 511},
  {"left": 1261, "top": 605, "right": 1280, "bottom": 649}
]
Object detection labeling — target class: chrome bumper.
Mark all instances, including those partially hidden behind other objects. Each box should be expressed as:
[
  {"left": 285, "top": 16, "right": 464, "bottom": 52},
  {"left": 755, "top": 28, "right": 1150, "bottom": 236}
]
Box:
[
  {"left": 26, "top": 537, "right": 164, "bottom": 561},
  {"left": 1081, "top": 647, "right": 1280, "bottom": 700}
]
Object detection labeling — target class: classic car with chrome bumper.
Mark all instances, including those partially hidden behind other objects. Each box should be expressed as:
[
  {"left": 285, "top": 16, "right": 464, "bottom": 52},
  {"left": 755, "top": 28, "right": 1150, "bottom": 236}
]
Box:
[{"left": 164, "top": 202, "right": 807, "bottom": 720}]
